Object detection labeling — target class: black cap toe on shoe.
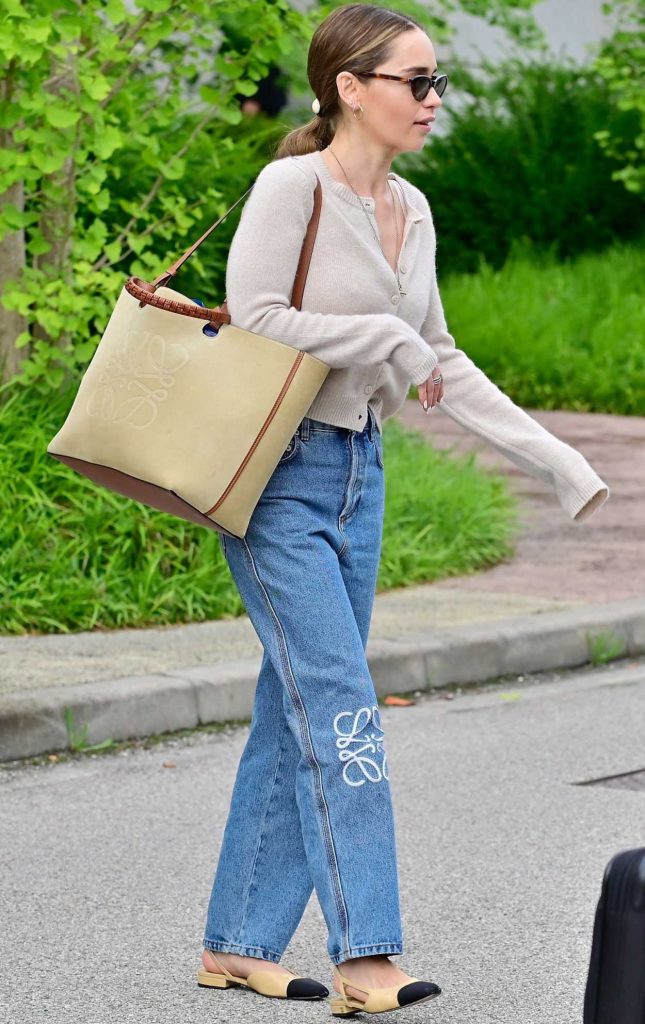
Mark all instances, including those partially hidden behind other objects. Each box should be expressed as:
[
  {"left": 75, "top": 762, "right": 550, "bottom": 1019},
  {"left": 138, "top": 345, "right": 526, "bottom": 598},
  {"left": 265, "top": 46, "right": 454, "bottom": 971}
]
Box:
[
  {"left": 286, "top": 977, "right": 330, "bottom": 999},
  {"left": 397, "top": 980, "right": 442, "bottom": 1006}
]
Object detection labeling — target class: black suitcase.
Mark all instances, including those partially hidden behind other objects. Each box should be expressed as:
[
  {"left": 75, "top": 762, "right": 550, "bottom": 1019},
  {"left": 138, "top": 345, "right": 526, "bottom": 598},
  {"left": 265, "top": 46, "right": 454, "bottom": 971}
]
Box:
[{"left": 583, "top": 847, "right": 645, "bottom": 1024}]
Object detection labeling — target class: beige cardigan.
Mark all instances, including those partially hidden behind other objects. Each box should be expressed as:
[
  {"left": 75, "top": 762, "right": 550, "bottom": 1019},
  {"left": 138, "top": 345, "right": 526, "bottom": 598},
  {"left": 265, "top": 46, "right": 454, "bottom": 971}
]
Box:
[{"left": 225, "top": 149, "right": 609, "bottom": 522}]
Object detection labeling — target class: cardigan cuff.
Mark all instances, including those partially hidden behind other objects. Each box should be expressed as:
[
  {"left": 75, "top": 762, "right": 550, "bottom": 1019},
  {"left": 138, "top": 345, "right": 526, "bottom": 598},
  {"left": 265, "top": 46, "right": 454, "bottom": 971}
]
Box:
[
  {"left": 408, "top": 349, "right": 439, "bottom": 386},
  {"left": 567, "top": 478, "right": 610, "bottom": 522}
]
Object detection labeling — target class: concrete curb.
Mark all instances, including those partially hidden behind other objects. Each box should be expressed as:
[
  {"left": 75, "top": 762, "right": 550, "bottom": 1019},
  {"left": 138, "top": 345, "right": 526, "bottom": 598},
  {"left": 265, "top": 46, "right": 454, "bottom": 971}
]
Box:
[{"left": 2, "top": 598, "right": 644, "bottom": 762}]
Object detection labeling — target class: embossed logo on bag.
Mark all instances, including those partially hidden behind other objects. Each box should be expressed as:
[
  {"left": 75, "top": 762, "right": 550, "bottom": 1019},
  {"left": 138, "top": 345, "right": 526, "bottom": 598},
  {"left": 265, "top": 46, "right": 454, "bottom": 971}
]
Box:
[
  {"left": 86, "top": 329, "right": 189, "bottom": 430},
  {"left": 333, "top": 705, "right": 389, "bottom": 787}
]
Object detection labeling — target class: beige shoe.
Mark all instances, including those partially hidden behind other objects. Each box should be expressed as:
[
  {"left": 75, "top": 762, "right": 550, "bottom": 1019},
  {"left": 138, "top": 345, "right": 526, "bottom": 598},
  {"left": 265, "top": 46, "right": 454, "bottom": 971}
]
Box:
[
  {"left": 329, "top": 964, "right": 441, "bottom": 1017},
  {"left": 197, "top": 952, "right": 329, "bottom": 1001}
]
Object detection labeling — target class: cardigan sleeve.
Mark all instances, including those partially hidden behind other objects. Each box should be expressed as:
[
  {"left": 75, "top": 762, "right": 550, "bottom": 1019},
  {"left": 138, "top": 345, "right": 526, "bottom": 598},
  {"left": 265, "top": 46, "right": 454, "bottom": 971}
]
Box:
[
  {"left": 419, "top": 203, "right": 609, "bottom": 522},
  {"left": 224, "top": 158, "right": 438, "bottom": 385}
]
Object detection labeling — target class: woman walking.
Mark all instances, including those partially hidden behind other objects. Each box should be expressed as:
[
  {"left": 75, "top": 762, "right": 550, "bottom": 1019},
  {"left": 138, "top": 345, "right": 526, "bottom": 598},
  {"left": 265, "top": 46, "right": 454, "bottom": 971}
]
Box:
[{"left": 198, "top": 4, "right": 609, "bottom": 1016}]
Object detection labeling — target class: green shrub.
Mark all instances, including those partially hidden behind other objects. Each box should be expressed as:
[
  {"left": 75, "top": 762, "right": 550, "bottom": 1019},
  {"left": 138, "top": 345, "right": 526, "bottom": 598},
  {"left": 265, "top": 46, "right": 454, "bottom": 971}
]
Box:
[
  {"left": 397, "top": 57, "right": 644, "bottom": 274},
  {"left": 435, "top": 236, "right": 645, "bottom": 415},
  {"left": 591, "top": 0, "right": 645, "bottom": 195},
  {"left": 0, "top": 0, "right": 310, "bottom": 394},
  {"left": 0, "top": 386, "right": 516, "bottom": 635}
]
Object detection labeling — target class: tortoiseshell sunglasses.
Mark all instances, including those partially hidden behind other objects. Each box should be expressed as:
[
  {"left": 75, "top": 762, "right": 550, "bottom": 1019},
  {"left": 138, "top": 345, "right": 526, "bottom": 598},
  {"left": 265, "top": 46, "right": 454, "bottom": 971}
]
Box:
[{"left": 353, "top": 71, "right": 448, "bottom": 101}]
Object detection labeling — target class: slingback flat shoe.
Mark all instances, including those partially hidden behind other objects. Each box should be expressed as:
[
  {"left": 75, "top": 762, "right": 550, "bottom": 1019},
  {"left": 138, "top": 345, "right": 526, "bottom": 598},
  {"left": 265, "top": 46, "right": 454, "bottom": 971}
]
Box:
[
  {"left": 197, "top": 952, "right": 329, "bottom": 1001},
  {"left": 329, "top": 965, "right": 441, "bottom": 1017}
]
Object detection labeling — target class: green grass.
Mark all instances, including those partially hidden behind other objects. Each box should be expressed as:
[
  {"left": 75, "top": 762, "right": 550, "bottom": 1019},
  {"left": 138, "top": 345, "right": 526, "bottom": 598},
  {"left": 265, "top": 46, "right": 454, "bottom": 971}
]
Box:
[
  {"left": 587, "top": 630, "right": 627, "bottom": 666},
  {"left": 378, "top": 420, "right": 516, "bottom": 589},
  {"left": 435, "top": 237, "right": 645, "bottom": 415},
  {"left": 0, "top": 387, "right": 517, "bottom": 635}
]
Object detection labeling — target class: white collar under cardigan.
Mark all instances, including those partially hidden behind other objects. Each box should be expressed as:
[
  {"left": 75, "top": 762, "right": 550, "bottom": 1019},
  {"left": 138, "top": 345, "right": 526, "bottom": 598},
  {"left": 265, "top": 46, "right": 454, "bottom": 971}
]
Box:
[{"left": 224, "top": 148, "right": 609, "bottom": 522}]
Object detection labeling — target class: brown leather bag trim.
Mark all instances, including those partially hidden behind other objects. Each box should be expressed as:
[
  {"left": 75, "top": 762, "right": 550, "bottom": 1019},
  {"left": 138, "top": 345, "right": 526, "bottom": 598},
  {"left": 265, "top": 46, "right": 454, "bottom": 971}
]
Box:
[
  {"left": 206, "top": 350, "right": 305, "bottom": 516},
  {"left": 124, "top": 278, "right": 231, "bottom": 328},
  {"left": 48, "top": 452, "right": 236, "bottom": 537}
]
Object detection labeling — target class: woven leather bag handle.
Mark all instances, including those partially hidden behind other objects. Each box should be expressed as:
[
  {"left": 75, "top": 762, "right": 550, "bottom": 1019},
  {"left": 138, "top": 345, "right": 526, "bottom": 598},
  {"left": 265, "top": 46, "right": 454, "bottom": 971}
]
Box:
[{"left": 124, "top": 175, "right": 323, "bottom": 331}]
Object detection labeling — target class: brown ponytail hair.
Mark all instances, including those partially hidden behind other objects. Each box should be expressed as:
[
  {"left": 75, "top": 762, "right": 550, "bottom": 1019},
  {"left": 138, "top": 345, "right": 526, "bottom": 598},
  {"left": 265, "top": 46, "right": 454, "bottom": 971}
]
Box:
[{"left": 274, "top": 3, "right": 424, "bottom": 159}]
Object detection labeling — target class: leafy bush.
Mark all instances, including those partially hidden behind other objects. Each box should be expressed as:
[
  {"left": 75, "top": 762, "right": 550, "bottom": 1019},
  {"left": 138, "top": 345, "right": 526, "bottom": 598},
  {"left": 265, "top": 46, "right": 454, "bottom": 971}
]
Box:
[
  {"left": 0, "top": 0, "right": 313, "bottom": 392},
  {"left": 436, "top": 236, "right": 645, "bottom": 415},
  {"left": 397, "top": 57, "right": 645, "bottom": 274},
  {"left": 591, "top": 0, "right": 645, "bottom": 195}
]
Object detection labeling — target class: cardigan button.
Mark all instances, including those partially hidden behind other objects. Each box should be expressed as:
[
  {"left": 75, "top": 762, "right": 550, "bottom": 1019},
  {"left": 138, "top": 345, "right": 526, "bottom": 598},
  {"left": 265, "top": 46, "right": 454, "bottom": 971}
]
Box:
[
  {"left": 364, "top": 384, "right": 373, "bottom": 395},
  {"left": 399, "top": 265, "right": 407, "bottom": 273},
  {"left": 390, "top": 294, "right": 399, "bottom": 304}
]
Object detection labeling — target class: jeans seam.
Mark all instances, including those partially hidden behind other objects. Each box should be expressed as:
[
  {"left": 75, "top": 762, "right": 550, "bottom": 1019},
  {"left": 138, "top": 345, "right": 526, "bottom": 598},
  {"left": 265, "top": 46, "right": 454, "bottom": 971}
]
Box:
[
  {"left": 240, "top": 536, "right": 351, "bottom": 955},
  {"left": 235, "top": 718, "right": 288, "bottom": 945}
]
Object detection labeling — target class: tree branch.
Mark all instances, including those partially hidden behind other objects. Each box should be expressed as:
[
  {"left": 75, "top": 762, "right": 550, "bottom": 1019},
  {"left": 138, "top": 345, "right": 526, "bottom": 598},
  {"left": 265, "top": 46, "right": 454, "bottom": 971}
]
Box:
[{"left": 93, "top": 194, "right": 214, "bottom": 272}]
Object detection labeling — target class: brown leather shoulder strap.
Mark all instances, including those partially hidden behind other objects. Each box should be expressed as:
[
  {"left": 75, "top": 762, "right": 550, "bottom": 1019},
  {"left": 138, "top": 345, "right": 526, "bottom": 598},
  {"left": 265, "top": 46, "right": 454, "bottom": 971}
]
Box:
[{"left": 290, "top": 177, "right": 322, "bottom": 309}]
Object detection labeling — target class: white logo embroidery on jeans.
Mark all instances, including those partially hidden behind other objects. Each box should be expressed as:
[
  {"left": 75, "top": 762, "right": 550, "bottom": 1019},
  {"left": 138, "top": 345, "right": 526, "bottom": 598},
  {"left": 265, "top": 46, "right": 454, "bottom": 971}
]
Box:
[{"left": 333, "top": 705, "right": 389, "bottom": 787}]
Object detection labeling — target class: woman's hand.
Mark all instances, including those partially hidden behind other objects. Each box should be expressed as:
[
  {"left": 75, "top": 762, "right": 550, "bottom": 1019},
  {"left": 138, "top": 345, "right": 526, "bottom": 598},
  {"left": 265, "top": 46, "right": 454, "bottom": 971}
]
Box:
[{"left": 417, "top": 364, "right": 445, "bottom": 413}]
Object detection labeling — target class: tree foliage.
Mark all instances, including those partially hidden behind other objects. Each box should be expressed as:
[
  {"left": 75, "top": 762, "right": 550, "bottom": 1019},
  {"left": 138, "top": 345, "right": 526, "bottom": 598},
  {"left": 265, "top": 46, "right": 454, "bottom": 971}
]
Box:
[
  {"left": 0, "top": 0, "right": 308, "bottom": 389},
  {"left": 591, "top": 0, "right": 645, "bottom": 194}
]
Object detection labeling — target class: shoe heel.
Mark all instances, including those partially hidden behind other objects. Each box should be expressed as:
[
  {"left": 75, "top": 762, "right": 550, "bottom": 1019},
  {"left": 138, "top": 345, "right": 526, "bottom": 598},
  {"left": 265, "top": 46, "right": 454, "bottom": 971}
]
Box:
[
  {"left": 329, "top": 995, "right": 360, "bottom": 1017},
  {"left": 197, "top": 968, "right": 239, "bottom": 989}
]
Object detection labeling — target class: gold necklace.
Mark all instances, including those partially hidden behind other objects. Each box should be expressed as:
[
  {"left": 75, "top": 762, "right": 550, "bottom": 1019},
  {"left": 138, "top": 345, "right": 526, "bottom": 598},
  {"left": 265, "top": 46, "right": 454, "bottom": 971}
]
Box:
[{"left": 327, "top": 146, "right": 406, "bottom": 297}]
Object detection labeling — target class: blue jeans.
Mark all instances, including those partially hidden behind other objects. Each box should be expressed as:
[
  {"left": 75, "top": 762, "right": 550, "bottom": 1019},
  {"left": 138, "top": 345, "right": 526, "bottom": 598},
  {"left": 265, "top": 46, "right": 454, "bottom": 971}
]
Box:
[{"left": 202, "top": 407, "right": 403, "bottom": 966}]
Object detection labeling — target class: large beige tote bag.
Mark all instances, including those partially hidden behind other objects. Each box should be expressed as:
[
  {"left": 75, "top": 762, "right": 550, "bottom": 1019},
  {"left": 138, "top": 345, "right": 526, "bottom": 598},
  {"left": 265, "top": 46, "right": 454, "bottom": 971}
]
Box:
[{"left": 47, "top": 175, "right": 329, "bottom": 538}]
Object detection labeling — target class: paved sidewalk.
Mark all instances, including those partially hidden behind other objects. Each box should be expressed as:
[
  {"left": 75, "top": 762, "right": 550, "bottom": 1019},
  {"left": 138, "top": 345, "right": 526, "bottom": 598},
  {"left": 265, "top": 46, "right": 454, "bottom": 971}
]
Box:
[
  {"left": 398, "top": 401, "right": 645, "bottom": 601},
  {"left": 1, "top": 403, "right": 644, "bottom": 761}
]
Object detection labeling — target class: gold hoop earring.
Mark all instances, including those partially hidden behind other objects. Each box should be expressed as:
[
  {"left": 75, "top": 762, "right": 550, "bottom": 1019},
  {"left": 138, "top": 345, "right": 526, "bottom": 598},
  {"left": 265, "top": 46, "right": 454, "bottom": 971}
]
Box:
[{"left": 352, "top": 104, "right": 364, "bottom": 121}]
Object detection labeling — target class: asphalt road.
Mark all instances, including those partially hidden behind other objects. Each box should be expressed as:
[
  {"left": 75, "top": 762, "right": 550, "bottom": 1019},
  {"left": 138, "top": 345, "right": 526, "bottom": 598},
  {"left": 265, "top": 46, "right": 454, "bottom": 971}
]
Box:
[{"left": 2, "top": 659, "right": 644, "bottom": 1024}]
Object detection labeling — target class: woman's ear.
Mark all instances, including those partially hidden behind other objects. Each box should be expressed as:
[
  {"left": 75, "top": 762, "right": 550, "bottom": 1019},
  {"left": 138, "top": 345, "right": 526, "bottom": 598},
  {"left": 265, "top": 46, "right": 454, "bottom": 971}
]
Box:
[{"left": 335, "top": 70, "right": 361, "bottom": 112}]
